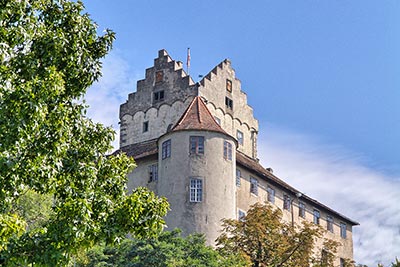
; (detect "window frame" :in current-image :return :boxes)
[223,140,232,160]
[225,96,233,110]
[283,195,291,211]
[189,178,203,203]
[340,222,347,238]
[250,177,258,196]
[148,164,158,182]
[237,130,244,145]
[327,215,334,233]
[162,139,171,159]
[236,169,241,187]
[267,186,275,203]
[298,201,306,218]
[154,90,165,102]
[190,136,204,155]
[313,209,320,225]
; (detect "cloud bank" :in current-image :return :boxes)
[85,53,400,266]
[258,124,400,266]
[85,50,140,149]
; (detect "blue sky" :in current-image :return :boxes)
[81,1,400,265]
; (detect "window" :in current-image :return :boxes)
[237,130,243,145]
[162,139,171,159]
[225,97,233,110]
[313,210,320,225]
[226,79,232,92]
[143,121,149,132]
[298,202,306,218]
[238,210,246,221]
[148,164,158,182]
[327,215,334,232]
[155,70,163,83]
[223,140,232,160]
[190,136,204,155]
[321,249,328,265]
[340,258,346,267]
[250,177,258,195]
[236,169,241,186]
[189,178,202,202]
[154,90,165,102]
[267,186,275,203]
[283,195,291,211]
[340,222,347,238]
[214,116,221,125]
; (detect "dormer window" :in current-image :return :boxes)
[154,90,165,102]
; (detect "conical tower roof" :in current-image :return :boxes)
[172,96,229,136]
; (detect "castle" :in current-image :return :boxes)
[116,49,358,264]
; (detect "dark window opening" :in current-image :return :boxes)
[143,121,149,132]
[225,97,233,110]
[154,90,165,102]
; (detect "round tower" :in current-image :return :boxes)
[157,96,237,245]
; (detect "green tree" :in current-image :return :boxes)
[77,229,248,267]
[0,0,169,265]
[216,203,342,267]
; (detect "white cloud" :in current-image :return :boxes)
[258,123,400,266]
[84,50,140,150]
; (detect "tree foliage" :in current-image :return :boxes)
[0,0,169,265]
[216,203,343,267]
[76,229,248,267]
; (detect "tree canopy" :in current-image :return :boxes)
[76,229,248,267]
[0,0,168,265]
[216,203,345,267]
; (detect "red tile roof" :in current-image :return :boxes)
[172,96,229,136]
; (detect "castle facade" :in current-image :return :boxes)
[117,50,358,264]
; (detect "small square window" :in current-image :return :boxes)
[226,79,232,92]
[250,177,258,195]
[190,178,202,202]
[156,70,163,83]
[340,222,347,238]
[283,195,291,211]
[327,216,334,233]
[236,169,241,187]
[298,202,306,218]
[313,210,320,225]
[223,140,232,160]
[267,186,275,203]
[162,139,171,159]
[225,97,233,110]
[190,136,204,155]
[148,164,158,182]
[237,130,243,145]
[154,90,165,102]
[143,121,149,132]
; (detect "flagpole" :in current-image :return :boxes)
[186,47,190,75]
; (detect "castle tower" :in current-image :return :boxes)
[157,96,237,243]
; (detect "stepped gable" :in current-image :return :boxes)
[172,96,229,136]
[199,59,231,87]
